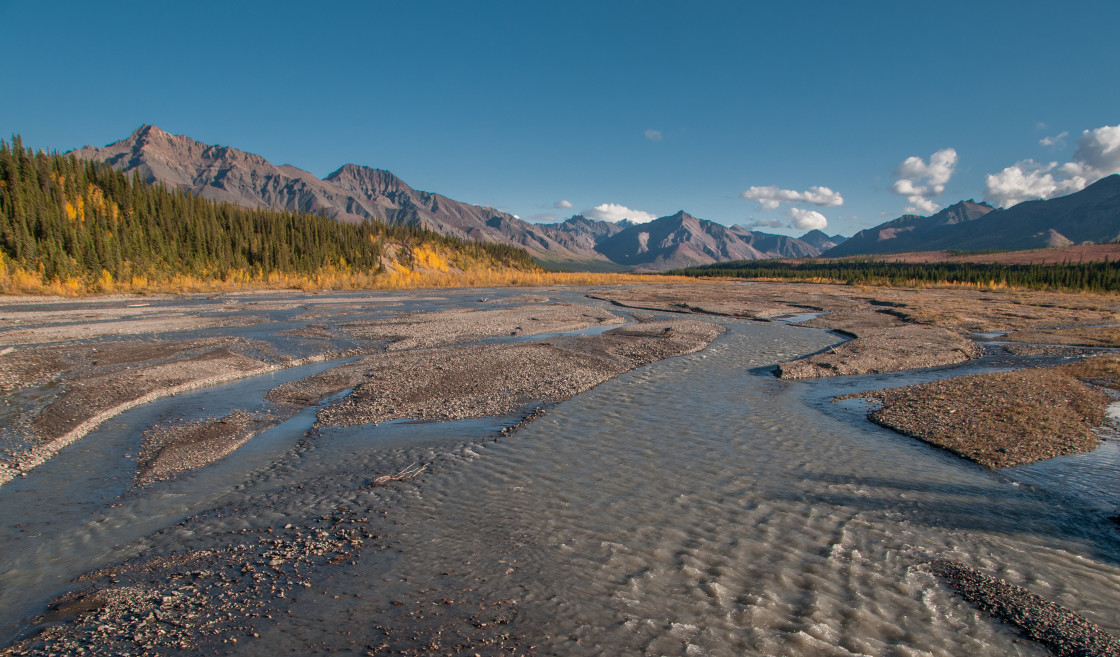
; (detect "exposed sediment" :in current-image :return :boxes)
[589,282,1120,380]
[339,302,623,350]
[134,410,289,488]
[271,318,725,427]
[4,285,1120,656]
[1,349,273,486]
[773,323,980,379]
[929,559,1120,657]
[0,338,341,486]
[0,508,386,657]
[837,364,1114,468]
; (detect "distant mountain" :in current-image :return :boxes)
[823,176,1120,257]
[727,226,822,259]
[593,211,760,270]
[72,125,831,270]
[919,175,1120,251]
[824,200,996,257]
[798,229,847,252]
[539,215,628,252]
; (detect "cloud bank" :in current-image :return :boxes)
[985,123,1120,207]
[644,129,663,141]
[740,185,843,210]
[583,202,657,224]
[890,148,957,215]
[554,199,573,209]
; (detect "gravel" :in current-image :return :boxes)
[929,559,1120,657]
[340,302,623,351]
[0,507,384,657]
[269,319,725,427]
[838,366,1112,468]
[134,410,290,488]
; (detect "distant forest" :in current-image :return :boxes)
[0,137,537,292]
[668,259,1120,292]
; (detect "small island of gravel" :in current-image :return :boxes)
[838,361,1116,468]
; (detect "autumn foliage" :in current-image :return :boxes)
[0,136,566,295]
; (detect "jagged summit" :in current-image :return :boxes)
[71,125,858,269]
[325,164,412,198]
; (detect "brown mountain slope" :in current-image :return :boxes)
[595,211,771,270]
[72,126,605,263]
[72,125,829,270]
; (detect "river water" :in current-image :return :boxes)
[1,289,1119,656]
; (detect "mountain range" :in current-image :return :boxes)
[823,175,1120,258]
[72,126,844,271]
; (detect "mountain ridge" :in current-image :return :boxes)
[823,179,1120,257]
[73,125,838,270]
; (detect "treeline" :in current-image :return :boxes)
[0,136,537,291]
[667,258,1120,292]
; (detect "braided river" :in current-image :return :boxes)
[2,289,1118,655]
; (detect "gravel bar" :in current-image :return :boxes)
[930,559,1120,657]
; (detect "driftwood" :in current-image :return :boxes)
[369,462,426,487]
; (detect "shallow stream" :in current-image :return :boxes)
[2,289,1118,655]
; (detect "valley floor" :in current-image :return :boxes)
[1,281,1119,655]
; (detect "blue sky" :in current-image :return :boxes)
[2,1,1118,236]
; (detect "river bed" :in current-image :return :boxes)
[1,288,1118,656]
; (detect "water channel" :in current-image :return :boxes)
[1,288,1118,655]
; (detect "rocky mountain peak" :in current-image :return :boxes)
[325,164,411,197]
[70,125,871,271]
[933,199,996,225]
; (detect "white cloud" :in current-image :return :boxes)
[887,147,958,214]
[985,122,1120,207]
[644,129,663,141]
[1073,123,1120,174]
[890,147,957,214]
[554,199,573,209]
[984,160,1087,208]
[740,185,844,210]
[787,207,828,231]
[583,202,658,224]
[1039,131,1068,148]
